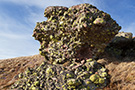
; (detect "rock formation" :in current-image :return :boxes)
[33,3,121,64]
[10,3,121,90]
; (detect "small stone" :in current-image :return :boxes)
[93,18,106,25]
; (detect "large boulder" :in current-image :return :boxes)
[33,3,121,64]
[108,32,132,48]
[105,32,135,58]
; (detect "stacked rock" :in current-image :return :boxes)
[11,3,121,90]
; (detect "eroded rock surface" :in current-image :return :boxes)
[33,3,121,64]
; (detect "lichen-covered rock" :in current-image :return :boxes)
[11,3,121,90]
[108,32,133,48]
[105,32,135,58]
[10,60,109,90]
[33,3,121,64]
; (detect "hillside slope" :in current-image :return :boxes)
[0,55,45,90]
[98,56,135,90]
[0,54,135,90]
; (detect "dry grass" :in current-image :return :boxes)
[106,62,135,90]
[0,54,135,90]
[0,54,45,90]
[98,56,135,90]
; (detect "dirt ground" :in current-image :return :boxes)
[0,54,135,90]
